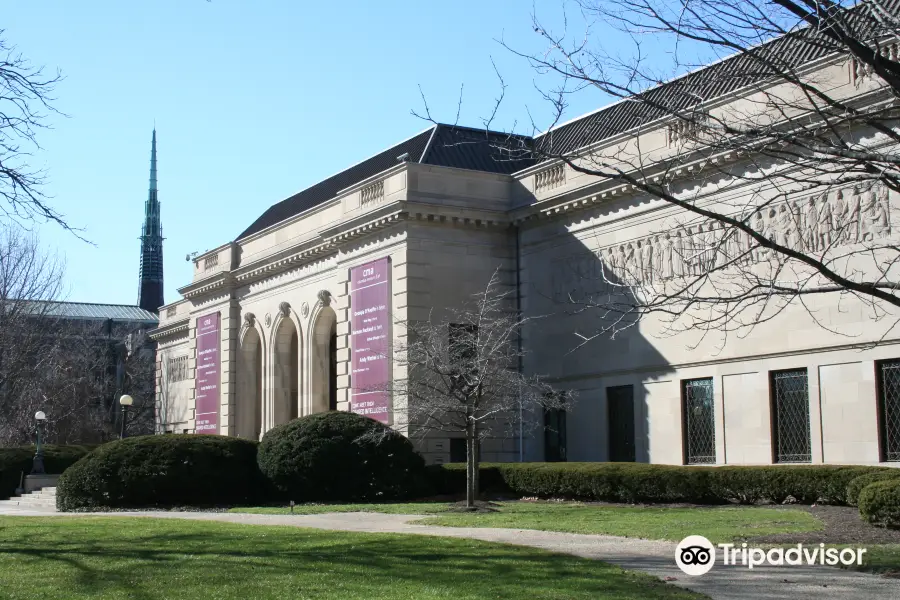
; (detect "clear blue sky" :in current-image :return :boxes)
[7,0,625,306]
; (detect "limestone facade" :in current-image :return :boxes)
[152,51,900,467]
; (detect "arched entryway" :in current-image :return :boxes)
[272,316,300,425]
[236,326,263,439]
[311,306,337,413]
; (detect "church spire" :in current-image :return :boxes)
[138,128,164,313]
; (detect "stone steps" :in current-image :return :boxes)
[0,487,58,512]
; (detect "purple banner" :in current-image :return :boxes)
[350,257,392,423]
[195,312,220,434]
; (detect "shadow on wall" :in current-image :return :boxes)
[521,197,677,464]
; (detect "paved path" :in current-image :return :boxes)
[1,506,899,599]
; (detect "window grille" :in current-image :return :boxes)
[771,369,811,463]
[878,360,900,462]
[167,355,188,383]
[683,378,716,464]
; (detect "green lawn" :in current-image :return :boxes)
[229,502,449,515]
[0,517,703,600]
[846,545,900,575]
[232,501,823,543]
[416,503,823,543]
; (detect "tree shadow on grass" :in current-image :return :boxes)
[0,518,694,599]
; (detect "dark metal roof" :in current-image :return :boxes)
[236,2,893,240]
[237,124,536,240]
[238,129,433,239]
[421,125,535,174]
[24,301,160,324]
[533,0,893,156]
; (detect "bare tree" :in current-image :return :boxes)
[0,224,156,445]
[0,223,65,444]
[0,31,73,232]
[371,270,572,508]
[118,330,158,437]
[419,0,900,349]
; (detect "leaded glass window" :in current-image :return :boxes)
[771,369,811,463]
[878,360,900,462]
[683,378,716,464]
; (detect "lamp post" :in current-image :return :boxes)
[31,411,46,474]
[119,395,133,439]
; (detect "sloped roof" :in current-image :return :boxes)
[237,124,535,240]
[533,31,832,156]
[24,301,159,324]
[533,0,894,156]
[236,1,891,240]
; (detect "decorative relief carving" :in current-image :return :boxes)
[300,302,309,318]
[166,306,177,318]
[243,312,255,327]
[204,254,219,270]
[278,301,291,317]
[264,313,272,327]
[360,180,385,206]
[317,290,332,307]
[666,114,709,146]
[850,42,899,86]
[551,183,894,302]
[535,163,566,193]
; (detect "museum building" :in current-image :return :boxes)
[151,30,900,466]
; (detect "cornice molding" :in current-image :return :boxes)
[325,211,405,244]
[149,318,190,341]
[234,241,335,285]
[178,272,232,299]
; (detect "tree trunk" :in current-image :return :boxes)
[465,407,479,509]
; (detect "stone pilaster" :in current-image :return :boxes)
[186,318,197,433]
[218,300,241,436]
[335,270,351,411]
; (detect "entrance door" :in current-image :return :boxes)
[607,385,636,462]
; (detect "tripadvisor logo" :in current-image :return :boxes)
[675,535,868,575]
[676,535,716,576]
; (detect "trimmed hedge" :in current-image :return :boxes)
[846,471,900,506]
[56,435,265,511]
[858,479,900,528]
[258,411,428,502]
[427,462,894,505]
[0,445,94,500]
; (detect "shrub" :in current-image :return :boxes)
[858,479,900,528]
[0,445,94,500]
[707,465,885,505]
[56,435,265,511]
[427,462,893,505]
[257,411,428,502]
[846,471,900,506]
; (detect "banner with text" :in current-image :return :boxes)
[350,257,392,423]
[195,312,221,434]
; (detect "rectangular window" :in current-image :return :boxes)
[607,385,636,462]
[770,369,811,463]
[682,378,716,464]
[167,355,188,383]
[544,407,567,462]
[449,438,467,463]
[877,360,900,462]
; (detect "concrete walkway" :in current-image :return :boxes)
[1,506,899,599]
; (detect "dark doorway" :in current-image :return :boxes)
[449,438,466,463]
[607,385,636,462]
[544,407,567,462]
[328,323,337,411]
